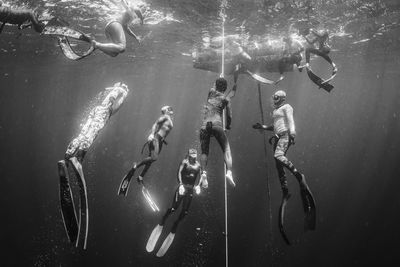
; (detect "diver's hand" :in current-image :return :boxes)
[179,184,185,195]
[147,133,155,142]
[194,185,201,195]
[225,124,231,130]
[200,171,208,189]
[289,133,296,145]
[252,122,264,129]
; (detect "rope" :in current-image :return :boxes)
[257,83,274,265]
[219,1,228,266]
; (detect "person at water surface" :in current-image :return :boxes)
[200,77,237,188]
[253,90,316,244]
[118,105,174,196]
[0,0,44,33]
[91,0,143,57]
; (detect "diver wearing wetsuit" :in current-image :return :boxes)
[58,82,129,249]
[146,149,205,256]
[118,105,174,196]
[200,77,236,187]
[253,90,316,245]
[160,149,204,233]
[0,1,44,33]
[92,0,143,57]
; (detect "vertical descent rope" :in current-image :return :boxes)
[219,1,228,266]
[257,83,274,264]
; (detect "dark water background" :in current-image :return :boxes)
[1,0,400,266]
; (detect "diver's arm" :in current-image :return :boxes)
[177,160,185,185]
[225,84,237,100]
[111,90,128,115]
[225,102,232,130]
[252,122,273,131]
[285,105,296,136]
[123,24,140,42]
[194,164,203,194]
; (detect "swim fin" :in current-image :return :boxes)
[142,185,160,212]
[300,186,316,231]
[118,166,136,196]
[278,193,291,245]
[246,70,277,85]
[156,232,175,257]
[70,157,89,250]
[57,36,95,61]
[58,160,79,244]
[146,224,163,252]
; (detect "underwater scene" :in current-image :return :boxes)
[1,0,400,266]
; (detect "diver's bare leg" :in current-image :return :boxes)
[70,157,89,250]
[58,160,79,244]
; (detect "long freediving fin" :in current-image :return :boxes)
[117,167,136,196]
[146,224,164,252]
[58,160,79,244]
[300,187,316,231]
[142,185,160,212]
[246,70,284,85]
[70,157,89,250]
[278,193,291,245]
[304,48,336,92]
[156,232,175,257]
[57,36,95,61]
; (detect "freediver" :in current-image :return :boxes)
[146,148,206,257]
[253,90,316,245]
[301,28,331,54]
[0,1,44,34]
[118,105,174,196]
[58,82,129,249]
[91,0,143,57]
[200,77,237,188]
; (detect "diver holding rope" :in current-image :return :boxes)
[253,90,316,245]
[199,77,237,188]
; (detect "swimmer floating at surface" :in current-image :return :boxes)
[253,90,316,245]
[0,0,44,33]
[200,77,237,188]
[58,82,129,249]
[118,105,174,196]
[91,0,143,57]
[146,149,206,257]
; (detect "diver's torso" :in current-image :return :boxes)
[181,160,201,186]
[273,103,292,134]
[203,89,227,127]
[158,115,173,139]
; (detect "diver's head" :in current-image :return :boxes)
[215,77,227,92]
[161,105,173,115]
[188,148,198,161]
[271,90,286,108]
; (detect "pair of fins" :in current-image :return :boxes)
[146,224,175,257]
[58,158,88,250]
[117,166,160,212]
[279,178,316,245]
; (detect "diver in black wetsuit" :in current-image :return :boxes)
[253,90,316,245]
[146,149,206,256]
[118,105,174,196]
[0,1,44,33]
[200,77,237,188]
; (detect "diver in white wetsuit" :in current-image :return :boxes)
[58,82,129,249]
[253,90,316,245]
